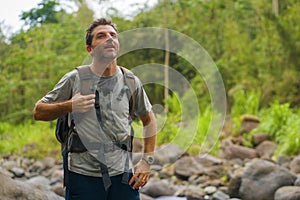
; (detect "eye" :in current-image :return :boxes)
[96,34,105,39]
[111,33,118,39]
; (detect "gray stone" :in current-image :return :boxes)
[274,186,300,200]
[140,193,154,200]
[255,140,276,159]
[294,176,300,186]
[240,114,260,134]
[174,156,204,180]
[277,155,291,168]
[252,133,270,146]
[140,179,176,198]
[227,175,241,198]
[0,172,63,200]
[204,186,217,195]
[155,144,186,165]
[212,190,230,200]
[27,175,51,190]
[239,159,297,200]
[10,167,25,177]
[290,155,300,174]
[221,144,257,160]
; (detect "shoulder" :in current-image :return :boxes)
[65,69,79,79]
[119,66,140,82]
[120,66,144,90]
[59,69,79,84]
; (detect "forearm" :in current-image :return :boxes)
[33,100,72,121]
[141,111,157,155]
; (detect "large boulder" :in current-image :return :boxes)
[274,186,300,200]
[239,159,297,200]
[0,172,63,200]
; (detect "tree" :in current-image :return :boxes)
[20,0,64,28]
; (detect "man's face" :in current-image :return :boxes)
[88,25,119,60]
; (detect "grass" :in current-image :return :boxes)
[1,99,299,159]
[0,121,61,159]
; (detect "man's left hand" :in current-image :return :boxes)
[129,159,150,189]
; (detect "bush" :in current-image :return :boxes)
[252,102,300,156]
[0,121,60,158]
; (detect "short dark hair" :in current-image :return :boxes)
[85,18,118,46]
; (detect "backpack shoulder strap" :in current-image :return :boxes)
[120,66,137,121]
[76,65,94,95]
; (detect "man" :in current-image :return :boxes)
[33,18,157,200]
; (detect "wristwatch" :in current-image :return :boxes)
[142,155,154,165]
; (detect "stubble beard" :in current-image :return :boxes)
[93,45,119,63]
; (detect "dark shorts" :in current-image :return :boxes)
[65,171,140,200]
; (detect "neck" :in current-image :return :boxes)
[90,60,117,77]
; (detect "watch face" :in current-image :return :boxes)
[146,156,154,164]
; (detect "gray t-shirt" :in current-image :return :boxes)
[41,66,152,177]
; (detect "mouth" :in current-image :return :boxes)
[104,45,115,49]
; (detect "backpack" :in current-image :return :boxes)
[55,65,137,186]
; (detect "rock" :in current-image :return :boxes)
[27,175,51,190]
[277,155,291,168]
[252,133,270,146]
[1,160,18,171]
[51,182,65,197]
[240,114,260,122]
[181,185,205,199]
[294,176,300,186]
[197,154,223,167]
[255,140,276,159]
[140,179,176,198]
[174,156,204,180]
[159,163,175,179]
[204,165,226,179]
[140,193,154,200]
[227,175,242,198]
[10,167,25,178]
[42,157,56,169]
[290,155,300,174]
[204,186,217,195]
[188,175,208,185]
[29,160,46,173]
[212,190,230,200]
[155,144,186,165]
[240,114,260,134]
[274,186,300,200]
[239,159,297,200]
[221,144,257,160]
[0,172,64,200]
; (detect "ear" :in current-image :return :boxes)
[86,45,92,55]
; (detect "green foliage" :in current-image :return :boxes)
[20,0,63,28]
[0,0,300,158]
[195,106,221,156]
[0,121,60,158]
[156,93,181,146]
[230,88,261,133]
[252,102,300,156]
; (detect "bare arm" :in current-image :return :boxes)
[140,111,157,156]
[33,100,72,121]
[33,93,96,121]
[129,110,157,189]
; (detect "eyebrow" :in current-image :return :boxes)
[94,30,117,36]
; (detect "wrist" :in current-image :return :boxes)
[141,154,154,165]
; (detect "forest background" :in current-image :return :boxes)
[0,0,300,159]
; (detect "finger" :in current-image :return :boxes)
[129,173,138,185]
[141,181,147,187]
[133,179,142,189]
[84,94,96,100]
